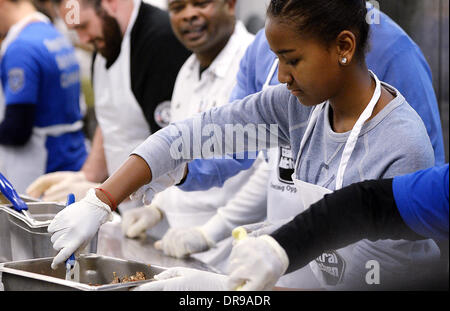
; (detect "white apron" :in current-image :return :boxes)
[92,0,150,180]
[262,59,321,288]
[0,12,83,193]
[291,71,382,287]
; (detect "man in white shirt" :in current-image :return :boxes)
[121,0,263,272]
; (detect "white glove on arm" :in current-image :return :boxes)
[154,227,215,258]
[132,267,228,291]
[228,235,289,291]
[26,171,99,203]
[121,204,163,238]
[48,188,113,269]
[130,164,187,205]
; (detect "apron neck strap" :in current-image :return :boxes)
[262,58,279,91]
[294,70,382,190]
[0,12,50,57]
[335,70,382,189]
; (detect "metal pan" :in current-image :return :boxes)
[0,202,97,262]
[0,254,166,291]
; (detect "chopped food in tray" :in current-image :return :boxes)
[89,271,148,286]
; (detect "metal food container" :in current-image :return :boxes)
[0,254,166,291]
[0,199,98,262]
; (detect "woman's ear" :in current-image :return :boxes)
[335,30,357,66]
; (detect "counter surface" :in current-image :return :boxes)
[96,219,220,273]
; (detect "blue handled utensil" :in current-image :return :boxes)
[64,193,76,281]
[0,172,34,222]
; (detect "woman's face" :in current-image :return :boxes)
[266,18,344,107]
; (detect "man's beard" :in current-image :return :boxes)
[97,9,123,67]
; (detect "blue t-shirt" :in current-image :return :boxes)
[181,10,445,192]
[0,21,87,173]
[393,165,449,241]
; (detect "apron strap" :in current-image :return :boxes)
[335,71,382,189]
[0,12,50,57]
[33,120,84,137]
[262,58,279,91]
[293,71,383,190]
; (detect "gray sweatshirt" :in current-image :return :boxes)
[134,82,440,289]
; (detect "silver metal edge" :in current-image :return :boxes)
[0,254,167,291]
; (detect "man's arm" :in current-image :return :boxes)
[81,126,109,183]
[178,157,256,191]
[0,104,35,145]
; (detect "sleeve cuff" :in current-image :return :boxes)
[260,235,290,275]
[177,162,196,191]
[200,213,232,243]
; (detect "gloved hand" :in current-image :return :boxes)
[130,164,187,205]
[121,204,163,238]
[48,188,113,269]
[228,235,289,291]
[241,217,294,238]
[26,171,99,203]
[132,267,228,291]
[154,227,214,258]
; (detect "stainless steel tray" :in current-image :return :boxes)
[0,254,166,291]
[0,201,64,228]
[0,202,98,262]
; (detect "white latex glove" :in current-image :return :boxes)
[154,227,214,258]
[132,267,228,291]
[48,188,113,269]
[26,171,99,203]
[228,235,289,291]
[121,204,163,238]
[241,217,294,238]
[130,164,187,205]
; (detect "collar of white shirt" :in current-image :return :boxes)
[185,21,251,80]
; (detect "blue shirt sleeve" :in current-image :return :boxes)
[178,157,256,191]
[393,165,449,241]
[1,40,40,106]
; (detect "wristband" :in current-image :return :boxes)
[95,188,118,212]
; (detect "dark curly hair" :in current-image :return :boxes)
[267,0,370,60]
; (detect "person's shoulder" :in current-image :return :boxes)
[247,28,270,54]
[372,90,433,155]
[369,11,422,59]
[5,22,66,57]
[2,38,39,63]
[133,2,172,38]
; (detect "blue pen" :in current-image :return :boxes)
[64,194,76,281]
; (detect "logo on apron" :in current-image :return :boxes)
[8,68,25,93]
[315,250,346,286]
[154,100,171,128]
[277,145,295,184]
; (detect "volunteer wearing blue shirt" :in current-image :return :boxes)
[0,0,87,192]
[181,8,445,192]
